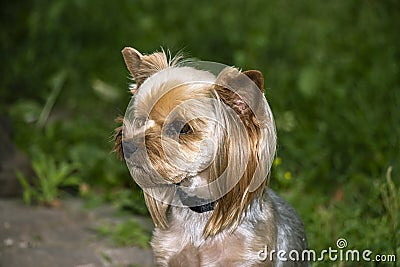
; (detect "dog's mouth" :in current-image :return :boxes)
[175,173,216,213]
[126,158,191,188]
[127,162,215,212]
[176,185,215,213]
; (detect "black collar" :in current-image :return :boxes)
[176,187,215,213]
[189,201,215,213]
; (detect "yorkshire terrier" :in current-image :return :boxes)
[113,47,308,266]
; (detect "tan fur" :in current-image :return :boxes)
[112,116,124,159]
[203,79,266,237]
[151,199,277,266]
[114,47,281,266]
[122,47,181,91]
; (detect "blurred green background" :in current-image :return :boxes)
[1,0,399,265]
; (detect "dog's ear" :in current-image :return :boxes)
[112,117,124,160]
[204,67,276,237]
[214,67,268,125]
[122,47,170,91]
[243,70,264,92]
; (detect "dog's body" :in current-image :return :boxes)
[114,47,308,266]
[152,189,307,266]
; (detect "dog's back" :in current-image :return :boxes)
[268,189,309,266]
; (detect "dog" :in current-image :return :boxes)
[113,47,308,266]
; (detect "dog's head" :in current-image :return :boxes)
[114,47,276,237]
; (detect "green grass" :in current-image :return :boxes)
[17,150,80,206]
[1,1,399,263]
[95,220,151,249]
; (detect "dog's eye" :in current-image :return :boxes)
[168,121,193,136]
[179,123,192,135]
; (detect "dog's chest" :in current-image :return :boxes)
[151,219,265,267]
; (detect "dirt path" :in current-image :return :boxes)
[0,198,155,267]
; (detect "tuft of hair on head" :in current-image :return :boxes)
[121,47,182,93]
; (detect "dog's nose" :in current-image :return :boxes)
[122,141,138,158]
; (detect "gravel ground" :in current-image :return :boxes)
[0,198,155,267]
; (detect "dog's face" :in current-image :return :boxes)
[123,71,217,186]
[114,47,276,236]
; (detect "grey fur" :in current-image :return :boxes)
[268,189,309,266]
